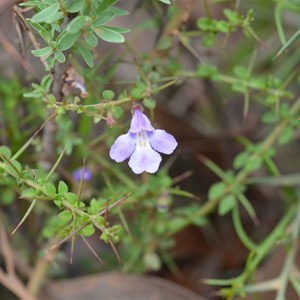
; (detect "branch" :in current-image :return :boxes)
[0,268,36,300]
[0,223,36,300]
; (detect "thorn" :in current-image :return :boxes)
[81,236,103,264]
[12,199,37,235]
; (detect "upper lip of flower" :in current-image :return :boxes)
[129,107,154,134]
[109,107,178,174]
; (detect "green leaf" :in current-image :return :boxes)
[67,16,90,34]
[93,11,116,26]
[80,224,95,237]
[1,189,15,205]
[112,106,124,119]
[196,64,219,80]
[85,31,98,48]
[156,35,172,51]
[158,0,171,4]
[88,199,101,215]
[0,146,12,158]
[6,160,22,175]
[66,0,84,13]
[192,217,208,227]
[202,34,216,47]
[105,26,129,34]
[23,90,42,98]
[234,66,248,78]
[223,9,240,25]
[42,226,56,238]
[197,17,217,31]
[20,1,46,7]
[45,12,64,24]
[143,251,161,271]
[278,126,293,145]
[108,7,129,16]
[41,74,53,92]
[27,19,51,42]
[218,195,236,215]
[58,181,68,194]
[131,83,147,98]
[166,217,188,234]
[21,188,35,198]
[54,50,66,63]
[208,182,226,200]
[232,81,247,93]
[143,98,156,110]
[58,210,72,223]
[233,152,249,169]
[245,156,262,172]
[64,193,77,204]
[57,31,80,51]
[100,232,108,243]
[262,111,276,124]
[96,0,118,14]
[77,43,94,67]
[54,194,63,208]
[32,3,59,23]
[31,47,52,58]
[92,26,125,43]
[216,20,230,33]
[44,183,56,197]
[102,89,115,100]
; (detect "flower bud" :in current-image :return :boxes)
[106,111,116,127]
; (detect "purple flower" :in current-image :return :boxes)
[73,167,92,182]
[109,106,178,174]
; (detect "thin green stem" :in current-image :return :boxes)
[244,278,280,293]
[232,205,257,250]
[12,113,56,161]
[45,145,67,182]
[55,78,181,115]
[11,200,37,235]
[232,97,300,187]
[275,199,300,300]
[219,205,295,297]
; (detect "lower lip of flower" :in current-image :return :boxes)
[137,130,149,148]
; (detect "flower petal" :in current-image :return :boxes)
[73,168,92,182]
[149,129,178,154]
[129,107,154,133]
[109,133,136,162]
[128,145,162,174]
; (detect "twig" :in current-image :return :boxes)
[12,112,56,160]
[51,192,130,250]
[0,223,36,300]
[40,62,67,170]
[27,241,57,297]
[0,31,38,77]
[0,223,15,275]
[40,13,70,170]
[13,4,48,70]
[0,268,36,300]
